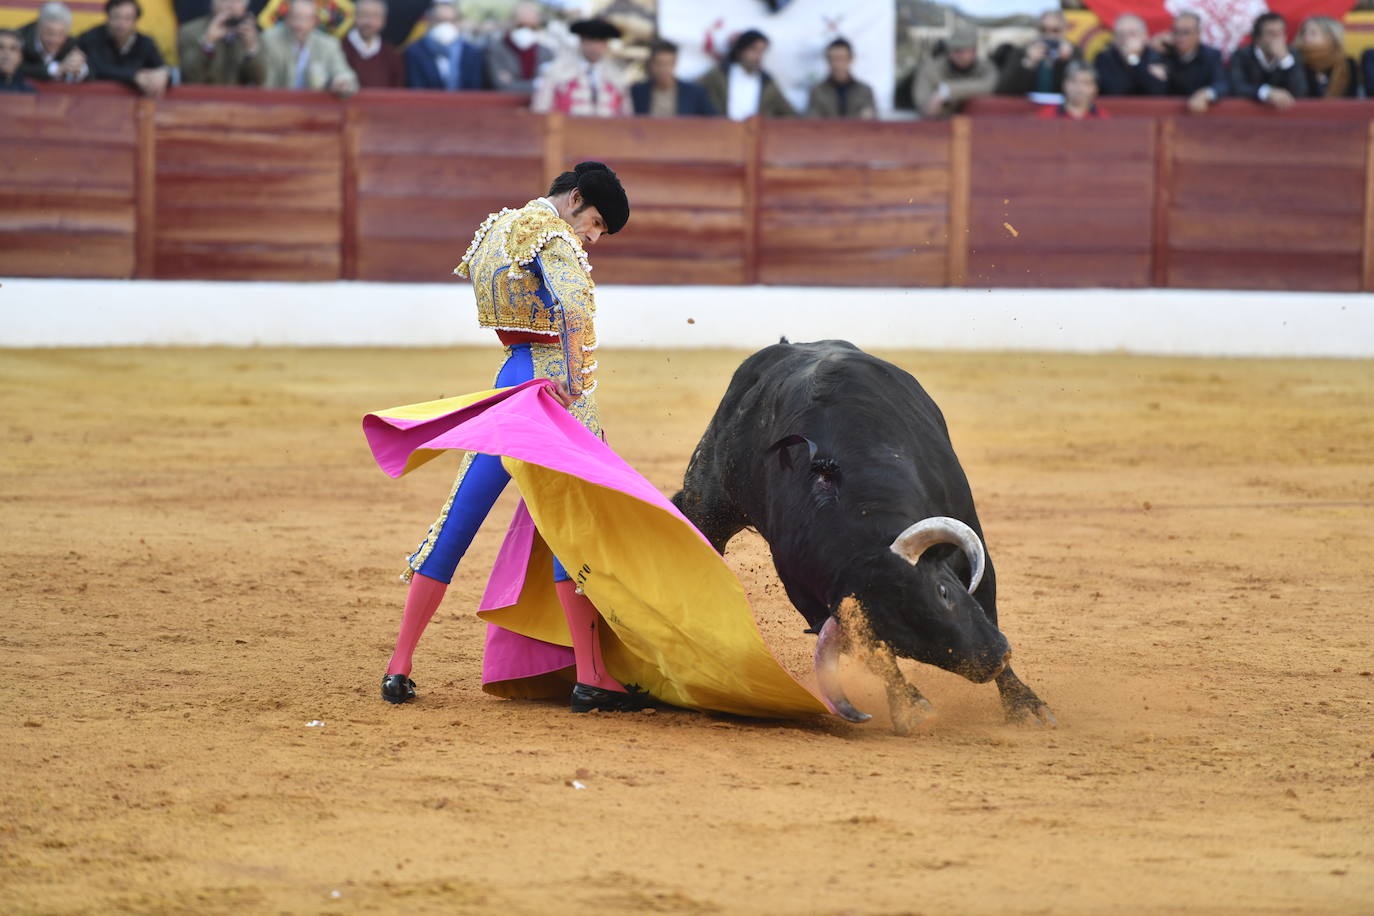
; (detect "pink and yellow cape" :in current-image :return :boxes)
[363,379,830,720]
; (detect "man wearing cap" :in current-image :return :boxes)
[912,24,997,118]
[530,17,629,116]
[380,162,646,714]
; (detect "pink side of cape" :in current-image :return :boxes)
[363,380,709,689]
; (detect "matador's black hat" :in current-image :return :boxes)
[573,161,630,234]
[570,18,621,40]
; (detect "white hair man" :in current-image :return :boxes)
[1093,13,1168,95]
[18,1,88,83]
[259,0,358,95]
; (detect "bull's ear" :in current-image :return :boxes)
[765,435,817,470]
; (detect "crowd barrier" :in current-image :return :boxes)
[3,84,1373,291]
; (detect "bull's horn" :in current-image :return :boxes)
[889,516,986,595]
[814,616,871,723]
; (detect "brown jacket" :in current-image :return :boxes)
[911,55,997,117]
[699,63,795,118]
[805,77,877,118]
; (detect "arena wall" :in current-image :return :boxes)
[4,279,1371,357]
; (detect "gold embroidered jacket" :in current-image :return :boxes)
[455,199,598,396]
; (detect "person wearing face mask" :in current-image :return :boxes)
[376,162,649,715]
[342,0,402,88]
[485,1,551,94]
[530,17,630,116]
[404,0,483,91]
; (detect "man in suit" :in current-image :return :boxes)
[78,0,170,97]
[1229,12,1307,108]
[18,1,88,83]
[260,0,357,94]
[404,0,483,91]
[1093,13,1168,96]
[1154,11,1229,112]
[630,39,714,116]
[178,0,264,86]
[485,1,551,94]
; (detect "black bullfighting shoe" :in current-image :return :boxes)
[570,682,657,713]
[381,674,417,704]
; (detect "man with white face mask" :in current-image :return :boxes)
[404,0,483,90]
[485,1,550,93]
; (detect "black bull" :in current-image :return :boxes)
[671,340,1054,731]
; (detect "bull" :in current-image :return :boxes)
[672,340,1054,732]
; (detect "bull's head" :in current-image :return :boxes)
[814,516,1011,723]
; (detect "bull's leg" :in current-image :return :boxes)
[994,666,1056,726]
[865,648,934,736]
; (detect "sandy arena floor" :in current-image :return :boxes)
[2,346,1372,915]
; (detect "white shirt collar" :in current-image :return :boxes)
[534,197,559,216]
[347,29,381,59]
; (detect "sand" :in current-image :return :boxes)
[2,346,1371,915]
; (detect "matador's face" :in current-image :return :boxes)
[563,190,608,246]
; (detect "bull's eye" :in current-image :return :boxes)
[938,584,948,600]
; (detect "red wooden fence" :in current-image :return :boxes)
[2,85,1373,291]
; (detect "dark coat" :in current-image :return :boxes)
[1162,44,1228,97]
[630,77,716,116]
[18,20,84,82]
[77,24,164,89]
[1228,46,1308,101]
[1093,44,1167,95]
[0,69,35,92]
[995,42,1081,95]
[1363,50,1374,100]
[698,63,795,117]
[403,36,483,90]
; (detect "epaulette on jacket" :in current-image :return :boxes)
[454,201,591,280]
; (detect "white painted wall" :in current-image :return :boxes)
[2,279,1371,358]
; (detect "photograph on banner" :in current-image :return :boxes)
[658,0,897,116]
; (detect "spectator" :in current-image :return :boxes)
[630,39,714,116]
[485,1,551,94]
[1,28,36,91]
[1363,50,1374,98]
[178,0,264,86]
[260,0,358,95]
[77,0,169,97]
[1296,17,1357,98]
[806,37,876,118]
[342,0,402,88]
[699,29,795,119]
[1229,12,1307,108]
[19,2,88,83]
[404,1,482,91]
[530,17,630,116]
[996,9,1079,95]
[1094,13,1167,95]
[1038,61,1108,118]
[911,24,997,119]
[1153,11,1228,112]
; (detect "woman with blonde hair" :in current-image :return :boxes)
[1296,16,1358,97]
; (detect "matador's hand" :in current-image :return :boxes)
[550,382,577,408]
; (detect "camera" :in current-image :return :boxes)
[1042,38,1060,56]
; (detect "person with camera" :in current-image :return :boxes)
[996,8,1081,96]
[178,0,264,86]
[1229,12,1307,109]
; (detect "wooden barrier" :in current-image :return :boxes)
[2,86,1373,292]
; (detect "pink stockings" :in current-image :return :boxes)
[387,573,625,694]
[555,580,626,693]
[386,573,447,677]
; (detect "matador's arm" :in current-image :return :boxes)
[536,236,598,397]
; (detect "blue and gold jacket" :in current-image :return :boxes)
[455,198,598,396]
